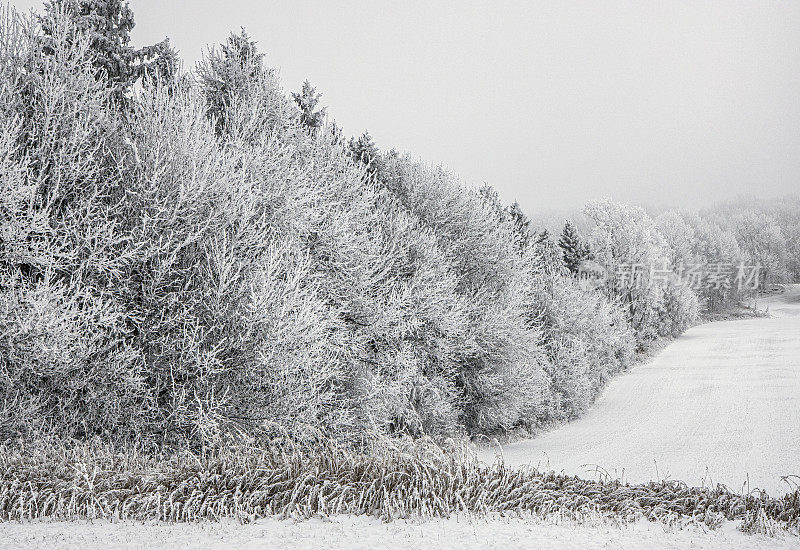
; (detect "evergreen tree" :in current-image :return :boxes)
[535,229,551,246]
[41,0,177,100]
[198,28,265,134]
[535,229,565,272]
[292,80,326,134]
[477,184,502,209]
[139,38,180,88]
[476,188,531,253]
[348,130,382,179]
[559,221,589,274]
[505,201,531,251]
[327,120,345,146]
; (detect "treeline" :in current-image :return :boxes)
[0,3,794,449]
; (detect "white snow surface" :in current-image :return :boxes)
[479,284,800,496]
[1,516,798,550]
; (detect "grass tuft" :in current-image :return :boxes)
[0,439,798,535]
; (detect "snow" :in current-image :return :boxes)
[479,285,800,496]
[1,515,798,550]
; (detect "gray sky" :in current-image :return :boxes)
[12,1,800,214]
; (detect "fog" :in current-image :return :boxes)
[12,0,800,213]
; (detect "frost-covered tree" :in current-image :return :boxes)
[506,202,531,251]
[383,158,551,433]
[292,80,326,134]
[348,131,383,179]
[655,210,696,268]
[703,197,797,286]
[3,3,752,448]
[558,220,589,274]
[197,28,265,134]
[773,197,800,282]
[0,8,147,439]
[524,251,634,418]
[673,212,742,312]
[584,199,698,343]
[712,207,789,288]
[533,229,565,274]
[41,0,177,100]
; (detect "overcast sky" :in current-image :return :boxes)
[12,1,800,214]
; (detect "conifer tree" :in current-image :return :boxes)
[323,120,345,146]
[535,229,565,272]
[41,0,177,100]
[292,80,326,134]
[505,201,531,251]
[139,38,180,88]
[559,221,589,274]
[198,28,265,134]
[535,229,551,246]
[348,130,382,179]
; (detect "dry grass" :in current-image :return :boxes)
[0,439,798,535]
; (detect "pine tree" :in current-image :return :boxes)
[139,38,180,89]
[535,229,551,246]
[41,0,177,100]
[477,184,501,209]
[292,80,326,134]
[559,221,589,274]
[348,131,382,179]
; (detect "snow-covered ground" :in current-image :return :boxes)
[479,285,800,495]
[1,515,798,550]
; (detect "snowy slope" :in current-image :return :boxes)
[479,285,800,495]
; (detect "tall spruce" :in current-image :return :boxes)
[198,28,265,135]
[505,202,531,251]
[41,0,177,101]
[535,229,565,273]
[559,221,589,274]
[292,80,326,134]
[348,131,382,179]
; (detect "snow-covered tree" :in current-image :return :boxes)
[292,80,326,134]
[41,0,177,100]
[678,212,743,311]
[348,131,383,179]
[584,199,698,343]
[533,229,565,274]
[558,221,589,274]
[197,28,265,134]
[655,210,696,268]
[383,157,551,433]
